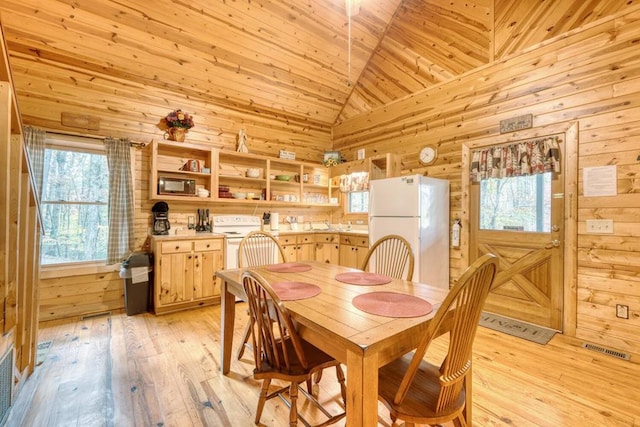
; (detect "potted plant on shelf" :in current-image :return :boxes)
[160,109,195,142]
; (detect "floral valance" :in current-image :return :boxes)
[339,172,369,192]
[470,136,561,183]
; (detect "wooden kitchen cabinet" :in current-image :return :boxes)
[152,237,224,314]
[149,140,337,207]
[149,140,215,202]
[279,233,315,262]
[314,233,340,264]
[339,234,369,269]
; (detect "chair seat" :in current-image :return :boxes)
[378,354,466,423]
[254,338,338,379]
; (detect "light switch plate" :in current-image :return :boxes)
[586,219,614,234]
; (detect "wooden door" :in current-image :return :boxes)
[470,158,564,331]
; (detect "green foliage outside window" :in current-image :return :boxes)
[479,173,551,233]
[348,191,369,213]
[40,148,109,265]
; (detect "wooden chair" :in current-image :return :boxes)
[377,253,499,427]
[242,270,347,426]
[361,234,415,280]
[237,230,288,360]
[238,230,287,268]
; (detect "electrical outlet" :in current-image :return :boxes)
[586,219,614,234]
[616,304,629,319]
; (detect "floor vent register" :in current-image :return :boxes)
[581,342,630,361]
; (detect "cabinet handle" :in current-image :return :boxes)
[188,255,193,259]
[206,244,210,248]
[175,246,180,250]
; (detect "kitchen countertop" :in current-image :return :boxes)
[150,232,226,240]
[273,228,368,235]
[150,229,368,239]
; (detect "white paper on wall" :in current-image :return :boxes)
[583,165,617,197]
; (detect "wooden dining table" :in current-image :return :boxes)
[217,261,451,427]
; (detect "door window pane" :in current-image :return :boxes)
[479,173,551,232]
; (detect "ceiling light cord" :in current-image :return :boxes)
[346,0,360,87]
[347,5,352,87]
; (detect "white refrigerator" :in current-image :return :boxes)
[368,174,450,288]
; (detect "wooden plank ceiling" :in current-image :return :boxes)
[0,0,634,135]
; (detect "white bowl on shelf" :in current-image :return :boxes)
[246,168,261,178]
[197,189,210,198]
[233,192,247,199]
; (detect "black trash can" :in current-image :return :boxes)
[120,252,154,315]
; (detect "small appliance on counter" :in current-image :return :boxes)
[152,201,170,235]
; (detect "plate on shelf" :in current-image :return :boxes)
[275,175,291,181]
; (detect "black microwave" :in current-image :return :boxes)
[158,177,196,195]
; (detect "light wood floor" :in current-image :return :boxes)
[7,303,639,427]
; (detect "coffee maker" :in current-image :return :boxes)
[152,201,170,235]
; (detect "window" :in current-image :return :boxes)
[347,191,369,214]
[479,173,551,232]
[40,143,109,265]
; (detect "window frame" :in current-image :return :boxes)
[39,135,110,268]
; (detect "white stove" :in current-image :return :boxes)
[212,215,261,269]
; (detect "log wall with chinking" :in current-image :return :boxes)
[333,7,640,354]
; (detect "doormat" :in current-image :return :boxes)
[479,312,556,345]
[36,340,53,366]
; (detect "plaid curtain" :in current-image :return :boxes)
[470,136,561,183]
[23,126,46,198]
[104,137,135,265]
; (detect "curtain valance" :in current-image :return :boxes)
[470,136,560,183]
[339,172,369,192]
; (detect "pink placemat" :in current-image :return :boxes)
[352,291,433,318]
[264,262,313,273]
[271,281,321,301]
[335,272,392,286]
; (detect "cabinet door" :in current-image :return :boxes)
[296,234,314,261]
[315,243,339,264]
[339,245,360,268]
[282,243,297,262]
[193,239,224,298]
[297,243,314,261]
[194,250,223,298]
[356,245,368,269]
[158,252,194,306]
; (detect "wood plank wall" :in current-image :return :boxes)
[25,0,640,362]
[333,7,640,354]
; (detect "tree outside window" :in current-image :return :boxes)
[479,173,551,233]
[347,191,369,214]
[40,146,109,264]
